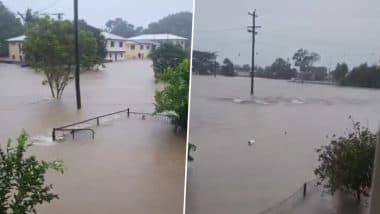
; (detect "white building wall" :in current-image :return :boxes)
[105,39,127,61]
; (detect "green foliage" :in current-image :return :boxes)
[292,48,320,72]
[144,12,192,42]
[0,131,63,213]
[155,60,189,130]
[188,143,197,162]
[0,1,23,57]
[79,20,107,68]
[105,18,142,38]
[332,63,349,83]
[23,16,98,99]
[192,50,217,75]
[220,58,235,76]
[314,118,376,201]
[341,63,380,88]
[256,58,297,79]
[149,43,188,77]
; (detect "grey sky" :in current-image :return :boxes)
[3,0,192,28]
[193,0,380,68]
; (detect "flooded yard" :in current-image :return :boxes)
[0,60,186,214]
[187,75,380,214]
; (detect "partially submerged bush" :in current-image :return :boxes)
[314,117,376,201]
[0,131,63,213]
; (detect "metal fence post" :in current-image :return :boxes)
[303,183,307,198]
[96,117,99,126]
[127,108,130,117]
[52,128,56,141]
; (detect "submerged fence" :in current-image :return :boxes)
[52,108,174,141]
[258,179,320,214]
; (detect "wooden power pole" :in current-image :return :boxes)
[74,0,82,109]
[248,10,261,96]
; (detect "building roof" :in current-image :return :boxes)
[101,32,128,41]
[6,35,26,42]
[127,34,187,41]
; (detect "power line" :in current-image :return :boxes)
[195,27,246,33]
[36,0,61,13]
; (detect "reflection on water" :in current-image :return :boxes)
[0,60,185,214]
[187,76,380,214]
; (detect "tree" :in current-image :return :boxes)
[149,43,188,77]
[341,63,380,88]
[23,17,98,99]
[314,118,376,201]
[292,48,320,72]
[0,131,63,213]
[332,63,349,83]
[269,58,297,79]
[79,20,107,68]
[242,64,251,72]
[105,18,142,38]
[0,1,23,57]
[192,50,217,75]
[17,8,37,26]
[155,59,189,130]
[220,58,235,76]
[144,12,192,40]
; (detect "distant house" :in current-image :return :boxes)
[101,32,130,61]
[127,34,187,49]
[6,35,26,62]
[6,32,187,63]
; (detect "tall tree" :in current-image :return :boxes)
[0,1,23,57]
[23,17,98,99]
[79,20,107,68]
[192,50,217,75]
[269,58,297,79]
[332,63,349,83]
[292,48,320,72]
[221,58,235,76]
[105,18,141,38]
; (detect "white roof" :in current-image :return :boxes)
[7,35,26,42]
[101,32,128,41]
[127,34,187,41]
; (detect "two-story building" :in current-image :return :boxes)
[101,32,129,61]
[6,35,26,62]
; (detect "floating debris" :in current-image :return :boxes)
[248,139,255,146]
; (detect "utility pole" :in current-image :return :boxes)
[74,0,82,109]
[248,10,261,96]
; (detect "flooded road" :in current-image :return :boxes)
[0,60,185,214]
[187,75,380,214]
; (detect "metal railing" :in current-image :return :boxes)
[258,179,320,214]
[52,108,174,141]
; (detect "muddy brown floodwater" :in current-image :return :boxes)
[0,60,185,214]
[186,75,380,214]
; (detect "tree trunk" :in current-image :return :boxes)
[48,80,55,98]
[356,191,361,201]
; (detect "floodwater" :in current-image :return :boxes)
[0,60,186,214]
[187,75,380,214]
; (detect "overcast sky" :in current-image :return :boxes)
[3,0,192,28]
[194,0,380,68]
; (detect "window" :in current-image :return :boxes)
[110,41,114,47]
[109,53,113,58]
[12,55,15,60]
[146,45,150,50]
[131,44,135,50]
[119,41,123,47]
[140,45,143,50]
